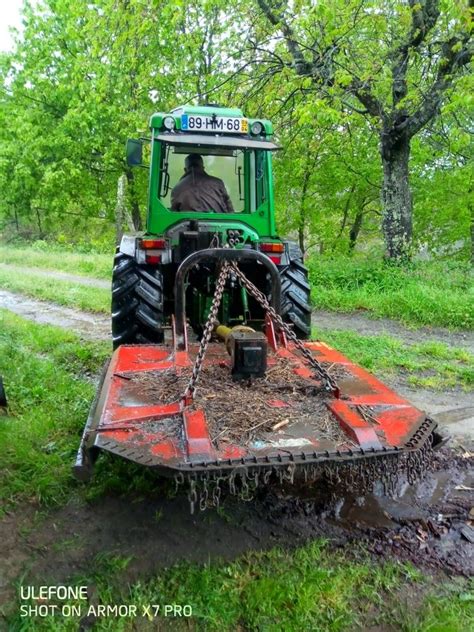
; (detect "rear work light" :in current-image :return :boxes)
[141,238,167,249]
[260,242,284,253]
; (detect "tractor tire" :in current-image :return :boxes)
[280,243,312,339]
[111,252,165,349]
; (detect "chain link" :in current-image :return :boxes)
[182,260,231,403]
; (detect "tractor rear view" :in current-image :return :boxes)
[74,105,440,510]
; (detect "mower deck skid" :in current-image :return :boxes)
[74,338,436,482]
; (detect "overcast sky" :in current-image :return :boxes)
[0,0,25,52]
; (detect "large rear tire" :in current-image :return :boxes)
[280,243,312,339]
[111,252,165,349]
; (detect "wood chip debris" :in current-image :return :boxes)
[127,356,351,447]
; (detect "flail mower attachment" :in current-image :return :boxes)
[74,249,439,511]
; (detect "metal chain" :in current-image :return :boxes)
[182,260,231,402]
[229,261,339,396]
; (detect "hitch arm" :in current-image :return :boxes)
[174,248,281,350]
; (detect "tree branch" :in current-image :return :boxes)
[257,0,312,75]
[407,32,473,138]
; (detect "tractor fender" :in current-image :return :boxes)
[118,233,143,258]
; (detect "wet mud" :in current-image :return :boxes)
[0,289,110,341]
[1,447,472,612]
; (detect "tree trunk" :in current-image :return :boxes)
[349,210,363,251]
[380,135,412,260]
[125,169,143,231]
[115,174,127,245]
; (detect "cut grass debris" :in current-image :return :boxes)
[0,266,110,313]
[308,255,474,330]
[5,545,473,631]
[0,244,112,279]
[314,327,474,391]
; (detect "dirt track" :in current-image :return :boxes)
[312,309,474,354]
[0,289,110,340]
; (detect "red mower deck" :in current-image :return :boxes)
[74,338,436,482]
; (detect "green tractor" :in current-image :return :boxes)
[112,104,311,347]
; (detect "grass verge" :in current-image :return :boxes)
[0,244,112,279]
[0,310,110,509]
[0,267,110,313]
[308,255,474,329]
[5,546,473,631]
[314,327,473,390]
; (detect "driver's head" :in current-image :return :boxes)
[184,153,204,173]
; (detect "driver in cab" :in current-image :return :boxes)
[171,154,234,214]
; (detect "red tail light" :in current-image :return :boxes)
[260,242,284,253]
[141,238,167,249]
[145,254,162,264]
[268,255,281,264]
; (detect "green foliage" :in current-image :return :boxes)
[308,255,474,328]
[0,1,471,258]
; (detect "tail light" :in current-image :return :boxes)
[145,254,162,264]
[141,238,167,249]
[138,236,169,265]
[260,242,284,253]
[268,255,281,264]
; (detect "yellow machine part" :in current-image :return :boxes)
[215,324,256,354]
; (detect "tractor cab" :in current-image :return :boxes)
[127,105,281,240]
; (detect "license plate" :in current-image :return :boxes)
[181,114,248,134]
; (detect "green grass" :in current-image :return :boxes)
[0,310,110,508]
[5,545,473,631]
[314,327,474,390]
[0,244,112,279]
[0,267,110,313]
[308,255,474,329]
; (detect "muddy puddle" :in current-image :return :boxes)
[1,447,472,611]
[0,289,110,340]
